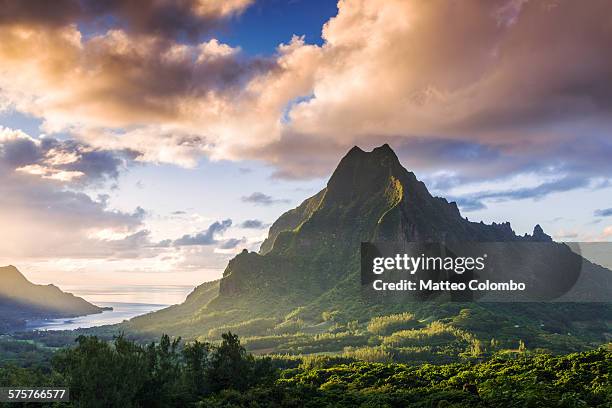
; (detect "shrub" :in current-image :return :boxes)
[207,318,278,338]
[367,312,420,336]
[343,346,393,363]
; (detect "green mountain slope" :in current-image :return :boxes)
[0,265,104,332]
[125,279,220,335]
[127,145,612,358]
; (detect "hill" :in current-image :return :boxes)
[0,265,105,332]
[126,145,612,359]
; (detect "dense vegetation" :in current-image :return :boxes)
[11,302,612,367]
[136,303,610,362]
[0,336,54,368]
[1,333,610,407]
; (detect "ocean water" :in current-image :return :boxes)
[59,284,195,305]
[24,284,195,331]
[25,302,169,331]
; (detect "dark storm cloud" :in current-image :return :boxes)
[173,219,232,246]
[241,192,290,206]
[0,0,253,40]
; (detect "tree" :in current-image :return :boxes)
[53,334,148,408]
[138,334,184,407]
[182,340,211,397]
[206,332,252,392]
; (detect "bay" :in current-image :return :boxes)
[23,284,195,331]
[25,302,168,331]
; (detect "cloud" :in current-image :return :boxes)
[449,176,599,212]
[595,208,612,217]
[0,179,147,258]
[554,230,579,239]
[0,0,611,201]
[450,196,487,212]
[284,0,612,137]
[0,126,133,184]
[217,237,246,250]
[0,0,253,40]
[241,192,290,206]
[601,226,612,239]
[245,0,612,190]
[239,219,267,229]
[173,219,232,246]
[476,177,590,202]
[0,26,276,161]
[0,127,147,259]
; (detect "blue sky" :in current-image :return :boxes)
[0,0,611,299]
[216,0,338,54]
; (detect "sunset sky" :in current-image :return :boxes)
[1,0,611,296]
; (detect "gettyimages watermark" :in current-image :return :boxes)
[361,242,612,302]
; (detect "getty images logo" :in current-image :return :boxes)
[372,253,488,275]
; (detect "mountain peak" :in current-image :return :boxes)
[0,265,27,283]
[372,143,396,156]
[343,144,399,162]
[532,224,552,242]
[326,144,407,203]
[335,144,404,175]
[346,145,365,155]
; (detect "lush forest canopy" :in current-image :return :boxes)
[1,333,610,407]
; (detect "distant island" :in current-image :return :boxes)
[0,265,107,332]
